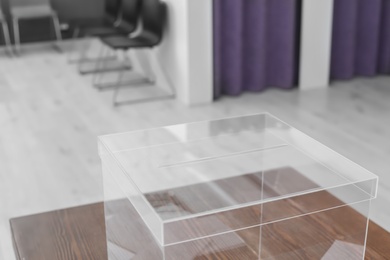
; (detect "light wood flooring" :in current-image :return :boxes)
[0,43,390,260]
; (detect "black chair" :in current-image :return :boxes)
[101,0,165,50]
[10,0,62,54]
[95,0,174,106]
[68,0,123,64]
[71,0,140,74]
[75,0,124,38]
[77,0,140,39]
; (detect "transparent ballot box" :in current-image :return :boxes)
[98,114,378,259]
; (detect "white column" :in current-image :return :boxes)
[156,0,213,105]
[299,0,334,89]
[186,0,213,105]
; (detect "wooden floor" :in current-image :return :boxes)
[0,43,390,259]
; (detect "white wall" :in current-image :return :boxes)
[152,0,336,102]
[187,0,213,105]
[299,0,334,89]
[156,0,213,105]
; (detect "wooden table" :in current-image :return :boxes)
[10,203,107,260]
[10,201,390,260]
[8,166,388,260]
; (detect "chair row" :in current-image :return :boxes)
[73,0,174,106]
[0,0,61,54]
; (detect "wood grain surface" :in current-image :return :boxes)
[10,200,390,259]
[10,203,107,260]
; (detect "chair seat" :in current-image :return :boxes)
[82,26,127,37]
[117,21,136,35]
[80,19,136,37]
[101,31,160,49]
[11,5,57,19]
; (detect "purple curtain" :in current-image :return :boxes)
[379,1,390,74]
[213,0,300,97]
[331,0,390,80]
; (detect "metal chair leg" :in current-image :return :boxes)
[147,47,175,96]
[93,49,130,89]
[69,34,118,65]
[2,22,13,56]
[77,38,95,71]
[73,27,80,39]
[80,45,130,75]
[111,48,175,106]
[52,15,62,52]
[12,18,20,55]
[112,68,127,106]
[67,27,82,63]
[94,50,143,90]
[68,26,120,66]
[93,44,111,86]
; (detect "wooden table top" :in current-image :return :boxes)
[9,201,390,260]
[10,203,107,260]
[9,167,390,260]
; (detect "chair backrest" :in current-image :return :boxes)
[118,0,140,32]
[105,0,122,21]
[0,6,4,20]
[121,0,141,25]
[9,0,51,8]
[141,0,166,45]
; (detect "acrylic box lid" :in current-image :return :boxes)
[98,113,378,246]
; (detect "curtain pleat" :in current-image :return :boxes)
[242,0,267,93]
[331,0,389,80]
[330,0,358,80]
[355,0,381,76]
[214,0,300,97]
[214,0,244,96]
[378,0,390,74]
[266,0,298,87]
